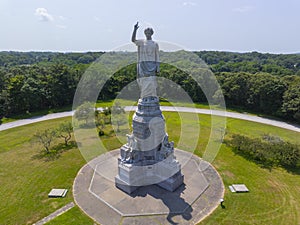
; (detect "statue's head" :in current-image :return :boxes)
[144,28,154,39]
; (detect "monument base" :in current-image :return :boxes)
[115,175,139,194]
[157,172,184,192]
[115,170,184,194]
[73,149,225,225]
[115,156,184,194]
[115,96,184,194]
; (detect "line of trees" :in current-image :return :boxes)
[196,51,300,76]
[217,72,300,121]
[0,51,103,67]
[0,51,299,123]
[99,61,300,122]
[0,64,84,117]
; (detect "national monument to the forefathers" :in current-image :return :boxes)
[73,23,224,225]
[115,22,184,193]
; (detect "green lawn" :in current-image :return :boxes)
[201,117,300,225]
[46,206,95,225]
[201,145,300,225]
[95,99,211,109]
[0,117,86,225]
[0,111,299,224]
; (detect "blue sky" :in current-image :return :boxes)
[1,0,299,53]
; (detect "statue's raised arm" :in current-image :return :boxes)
[131,22,139,43]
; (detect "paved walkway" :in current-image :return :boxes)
[0,111,74,131]
[33,202,75,225]
[0,106,299,133]
[73,149,224,225]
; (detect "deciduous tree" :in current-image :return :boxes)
[34,129,57,153]
[57,122,73,146]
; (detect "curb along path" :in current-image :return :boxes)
[33,202,75,225]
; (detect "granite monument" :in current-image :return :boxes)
[115,22,184,194]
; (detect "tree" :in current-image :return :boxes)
[281,82,300,122]
[46,64,77,108]
[95,110,106,136]
[57,122,73,146]
[218,72,252,107]
[111,102,126,132]
[279,142,300,167]
[77,55,95,64]
[248,73,286,114]
[20,77,44,112]
[0,68,5,90]
[74,102,95,125]
[0,97,5,121]
[6,75,26,114]
[0,68,5,119]
[102,107,112,124]
[34,129,57,153]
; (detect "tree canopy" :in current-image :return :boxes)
[0,51,299,123]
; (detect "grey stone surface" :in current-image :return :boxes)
[48,189,68,198]
[73,149,224,225]
[73,162,122,225]
[116,96,184,193]
[116,28,184,193]
[231,184,249,192]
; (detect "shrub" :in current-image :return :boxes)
[227,134,300,170]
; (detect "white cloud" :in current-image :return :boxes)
[183,1,197,7]
[35,8,54,22]
[233,6,254,13]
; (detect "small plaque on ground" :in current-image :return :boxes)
[48,189,68,198]
[229,184,249,193]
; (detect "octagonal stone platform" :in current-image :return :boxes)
[73,149,224,225]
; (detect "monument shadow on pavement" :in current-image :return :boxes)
[73,149,224,225]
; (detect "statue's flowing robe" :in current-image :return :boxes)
[134,39,160,98]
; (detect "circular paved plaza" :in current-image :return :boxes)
[73,149,224,225]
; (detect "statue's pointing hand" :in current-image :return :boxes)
[134,22,139,30]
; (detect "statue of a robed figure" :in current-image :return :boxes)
[132,22,159,98]
[115,22,184,194]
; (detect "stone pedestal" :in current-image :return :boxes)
[115,96,184,194]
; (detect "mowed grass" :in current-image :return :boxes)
[0,117,87,225]
[96,99,211,109]
[45,206,95,225]
[201,117,300,225]
[201,145,300,225]
[0,112,300,224]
